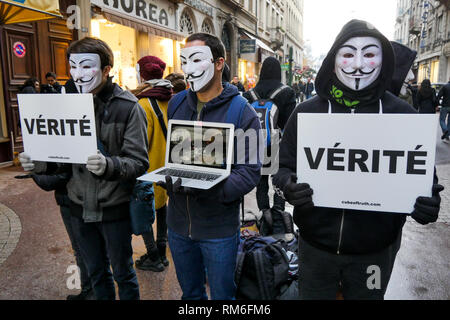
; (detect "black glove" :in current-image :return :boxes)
[283,174,314,209]
[411,184,444,225]
[156,176,196,197]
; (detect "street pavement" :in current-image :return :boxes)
[0,117,448,300]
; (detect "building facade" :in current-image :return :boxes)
[396,0,450,83]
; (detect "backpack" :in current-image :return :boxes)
[235,237,291,300]
[248,85,289,147]
[259,209,295,237]
[168,89,247,128]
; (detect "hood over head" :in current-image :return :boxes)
[387,41,417,96]
[259,57,281,81]
[315,19,395,107]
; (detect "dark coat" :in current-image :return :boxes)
[417,88,437,114]
[273,19,440,255]
[304,82,314,95]
[437,82,450,108]
[167,83,262,240]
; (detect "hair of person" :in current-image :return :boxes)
[23,77,39,87]
[185,33,226,61]
[45,72,57,79]
[67,37,114,69]
[419,79,433,97]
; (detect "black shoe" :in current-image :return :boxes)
[136,255,165,272]
[67,288,94,300]
[441,131,449,140]
[135,253,149,267]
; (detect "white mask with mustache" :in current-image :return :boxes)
[335,37,382,91]
[69,53,103,93]
[180,46,215,92]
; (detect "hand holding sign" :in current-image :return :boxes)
[411,184,445,225]
[19,152,35,172]
[86,151,107,176]
[283,174,314,209]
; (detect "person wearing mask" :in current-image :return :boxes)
[20,77,40,93]
[243,57,296,234]
[19,37,149,300]
[273,20,444,300]
[437,78,450,141]
[159,33,261,300]
[417,79,438,114]
[132,55,172,272]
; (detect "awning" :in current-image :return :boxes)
[103,11,185,42]
[0,0,62,25]
[242,31,275,55]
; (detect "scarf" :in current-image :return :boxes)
[328,74,380,108]
[136,79,173,101]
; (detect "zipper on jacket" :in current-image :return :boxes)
[337,209,345,255]
[186,195,192,238]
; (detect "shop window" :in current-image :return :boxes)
[180,10,195,35]
[201,19,214,35]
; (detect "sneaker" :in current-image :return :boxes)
[441,131,449,140]
[136,255,165,272]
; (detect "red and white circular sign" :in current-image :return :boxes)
[13,42,26,58]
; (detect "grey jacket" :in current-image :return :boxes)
[36,83,149,222]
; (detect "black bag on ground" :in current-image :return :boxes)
[259,209,295,237]
[235,238,290,300]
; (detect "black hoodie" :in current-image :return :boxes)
[272,20,435,255]
[243,57,296,130]
[388,41,417,97]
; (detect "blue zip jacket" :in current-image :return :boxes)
[166,83,262,239]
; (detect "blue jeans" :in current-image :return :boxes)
[168,229,239,300]
[440,107,450,136]
[70,215,140,300]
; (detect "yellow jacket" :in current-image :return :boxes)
[138,97,169,210]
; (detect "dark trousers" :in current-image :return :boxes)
[70,214,140,300]
[256,175,285,212]
[142,205,167,253]
[60,206,91,291]
[298,233,402,300]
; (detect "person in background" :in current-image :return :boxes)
[298,80,306,102]
[20,77,40,93]
[388,41,417,108]
[165,73,187,95]
[437,77,450,141]
[417,79,438,114]
[304,78,315,99]
[40,72,63,94]
[133,55,172,272]
[243,57,296,234]
[230,76,245,92]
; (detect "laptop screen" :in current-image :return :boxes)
[168,124,231,169]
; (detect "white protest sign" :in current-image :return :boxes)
[18,94,97,164]
[297,113,437,214]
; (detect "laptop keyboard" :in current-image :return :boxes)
[157,168,221,182]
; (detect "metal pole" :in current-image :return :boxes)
[288,46,293,86]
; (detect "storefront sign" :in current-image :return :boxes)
[18,94,97,164]
[184,0,213,17]
[13,42,26,58]
[240,39,256,54]
[91,0,176,31]
[297,113,437,214]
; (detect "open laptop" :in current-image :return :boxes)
[137,120,234,190]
